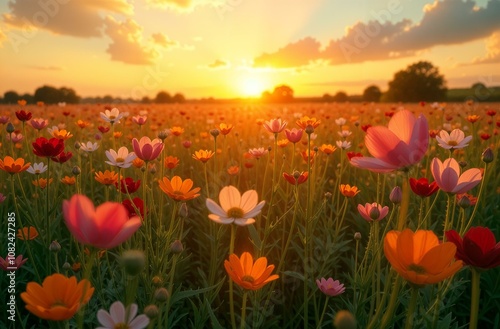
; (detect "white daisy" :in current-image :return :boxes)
[27,162,48,175]
[100,108,127,124]
[97,301,149,329]
[105,147,137,168]
[436,129,472,150]
[80,141,99,152]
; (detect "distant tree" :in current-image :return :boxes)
[363,85,382,102]
[322,93,334,102]
[386,61,447,102]
[141,96,151,104]
[272,85,294,102]
[172,93,186,103]
[155,91,172,103]
[59,87,80,104]
[102,95,114,103]
[34,85,60,104]
[470,82,490,101]
[20,93,34,104]
[261,91,272,102]
[3,91,20,104]
[333,91,348,102]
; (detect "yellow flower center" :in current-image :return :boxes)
[408,263,427,274]
[109,115,116,120]
[50,300,67,308]
[114,323,130,329]
[242,275,254,283]
[116,157,125,163]
[173,190,184,196]
[447,140,458,146]
[227,207,244,218]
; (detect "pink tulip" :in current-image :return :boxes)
[431,158,482,194]
[132,136,164,161]
[63,194,141,249]
[263,118,287,134]
[316,277,345,297]
[350,110,429,173]
[357,202,389,222]
[284,128,303,144]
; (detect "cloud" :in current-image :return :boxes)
[205,59,230,69]
[3,0,133,38]
[104,16,156,65]
[145,0,224,12]
[151,32,179,48]
[0,28,6,46]
[253,0,500,69]
[470,30,500,64]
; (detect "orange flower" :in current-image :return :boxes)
[32,178,53,189]
[339,184,360,197]
[384,229,463,285]
[296,116,321,129]
[0,156,31,174]
[132,158,145,169]
[17,226,39,240]
[72,262,81,272]
[50,128,73,140]
[170,126,184,136]
[224,252,279,290]
[76,120,91,129]
[95,170,118,185]
[227,165,239,176]
[192,150,215,163]
[277,139,289,148]
[466,115,480,123]
[21,273,94,321]
[17,99,27,106]
[158,176,201,201]
[84,248,106,258]
[319,144,337,155]
[61,176,76,185]
[219,123,233,135]
[164,156,180,169]
[113,131,123,138]
[199,131,209,139]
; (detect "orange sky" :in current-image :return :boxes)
[0,0,499,99]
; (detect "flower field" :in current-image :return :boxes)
[0,101,499,329]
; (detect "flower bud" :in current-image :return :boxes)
[369,207,380,220]
[267,146,272,152]
[178,202,188,218]
[305,125,314,135]
[457,195,471,209]
[324,192,332,199]
[354,232,361,241]
[209,129,220,138]
[157,129,170,140]
[144,305,159,320]
[121,250,146,276]
[458,161,467,168]
[74,142,81,150]
[62,262,71,271]
[154,288,170,303]
[482,147,494,163]
[49,240,61,253]
[6,122,15,134]
[72,166,81,176]
[170,240,184,254]
[389,186,402,204]
[152,276,163,287]
[149,164,157,174]
[333,310,357,329]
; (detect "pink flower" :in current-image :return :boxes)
[284,128,303,144]
[431,158,482,194]
[0,255,28,271]
[132,136,164,161]
[132,115,148,126]
[316,277,345,297]
[263,118,287,134]
[30,118,49,130]
[63,194,141,249]
[350,110,429,173]
[357,202,389,222]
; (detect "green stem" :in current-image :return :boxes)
[316,297,329,329]
[469,269,481,329]
[404,287,419,329]
[240,291,248,329]
[380,275,402,328]
[397,173,410,230]
[229,224,237,329]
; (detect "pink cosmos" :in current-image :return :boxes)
[316,277,345,297]
[284,128,303,144]
[431,158,482,194]
[63,194,141,249]
[0,255,28,271]
[263,118,287,134]
[357,202,389,222]
[248,147,268,159]
[132,115,148,126]
[350,110,429,173]
[30,118,49,131]
[132,136,164,161]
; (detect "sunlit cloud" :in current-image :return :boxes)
[145,0,225,12]
[205,59,230,70]
[469,30,500,65]
[151,32,179,48]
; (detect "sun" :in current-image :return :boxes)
[239,76,266,97]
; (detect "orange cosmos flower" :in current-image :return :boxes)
[164,156,180,169]
[158,176,201,201]
[467,115,480,123]
[95,170,118,185]
[170,126,184,136]
[296,116,321,129]
[21,273,94,321]
[283,171,309,185]
[32,178,53,189]
[384,229,463,285]
[224,252,279,290]
[319,144,337,155]
[339,184,360,197]
[0,156,31,174]
[218,123,233,135]
[17,99,27,106]
[113,131,123,138]
[17,226,39,240]
[61,176,76,185]
[49,127,73,140]
[192,150,215,163]
[199,131,209,139]
[227,165,239,175]
[76,120,91,129]
[301,150,316,164]
[132,158,145,169]
[277,139,289,148]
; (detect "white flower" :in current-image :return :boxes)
[97,301,149,329]
[335,117,347,126]
[337,130,352,138]
[100,108,126,124]
[27,162,48,175]
[248,147,268,159]
[336,140,352,150]
[206,186,265,226]
[80,141,99,152]
[435,129,472,150]
[105,147,137,168]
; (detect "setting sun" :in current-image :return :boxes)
[239,76,268,97]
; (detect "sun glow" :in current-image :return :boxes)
[239,76,268,97]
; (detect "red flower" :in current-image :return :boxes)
[15,110,32,122]
[409,177,439,197]
[480,133,491,141]
[361,124,372,132]
[98,126,110,134]
[51,151,73,164]
[115,177,141,194]
[32,137,64,158]
[346,152,363,161]
[445,227,500,269]
[122,197,146,218]
[282,171,308,185]
[486,109,496,117]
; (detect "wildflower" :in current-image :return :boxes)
[32,178,53,189]
[192,150,215,163]
[115,177,141,194]
[445,227,500,269]
[333,310,357,329]
[227,165,239,176]
[346,152,363,160]
[350,110,429,173]
[357,203,389,221]
[132,136,164,161]
[132,158,145,168]
[335,118,347,126]
[15,110,32,121]
[182,140,192,148]
[218,123,233,135]
[277,139,289,147]
[248,147,268,159]
[26,163,46,176]
[466,115,480,123]
[7,132,23,143]
[340,184,360,198]
[164,156,180,169]
[0,156,31,174]
[47,126,73,140]
[336,140,352,150]
[30,118,49,130]
[384,229,463,285]
[0,255,28,271]
[263,118,287,134]
[123,197,146,218]
[338,130,352,138]
[431,158,482,194]
[32,137,64,158]
[80,141,99,152]
[96,301,149,329]
[158,176,201,201]
[95,170,118,185]
[389,186,402,204]
[285,128,303,144]
[409,177,439,197]
[224,252,279,290]
[21,273,94,321]
[480,133,491,141]
[296,116,321,129]
[98,126,110,134]
[100,107,126,124]
[0,193,6,203]
[61,176,76,185]
[17,227,39,240]
[283,171,308,185]
[435,129,472,150]
[319,144,337,155]
[170,126,184,136]
[63,194,142,249]
[51,151,73,164]
[105,147,137,168]
[132,115,148,125]
[206,185,265,226]
[316,278,345,297]
[301,150,316,164]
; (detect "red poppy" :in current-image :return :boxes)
[347,152,363,161]
[98,126,110,134]
[480,133,491,141]
[409,177,439,197]
[32,137,65,158]
[122,197,146,218]
[385,111,395,118]
[361,124,372,132]
[486,110,496,117]
[51,151,73,164]
[283,171,308,185]
[445,227,500,269]
[15,110,32,122]
[115,177,141,194]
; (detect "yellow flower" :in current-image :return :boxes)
[192,150,215,163]
[339,184,360,198]
[319,144,337,155]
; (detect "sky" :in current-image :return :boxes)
[0,0,500,99]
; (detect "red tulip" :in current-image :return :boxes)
[446,227,500,269]
[32,137,64,158]
[409,177,439,197]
